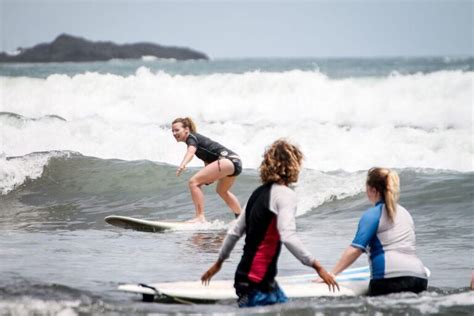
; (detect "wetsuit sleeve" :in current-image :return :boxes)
[218,207,246,261]
[272,186,316,267]
[185,134,198,148]
[351,208,381,252]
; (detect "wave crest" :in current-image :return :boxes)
[1,70,472,172]
[0,151,74,195]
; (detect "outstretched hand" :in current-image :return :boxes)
[317,267,340,292]
[201,260,222,286]
[176,166,185,176]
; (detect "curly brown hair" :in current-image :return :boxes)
[259,139,303,185]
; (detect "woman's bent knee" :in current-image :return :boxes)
[216,187,228,198]
[188,178,200,189]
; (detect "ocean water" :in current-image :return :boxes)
[0,57,473,315]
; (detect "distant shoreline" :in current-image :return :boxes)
[0,34,209,63]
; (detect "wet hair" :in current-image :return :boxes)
[172,117,196,133]
[366,167,400,222]
[259,139,303,186]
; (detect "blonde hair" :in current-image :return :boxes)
[259,139,303,186]
[366,167,400,222]
[172,117,197,133]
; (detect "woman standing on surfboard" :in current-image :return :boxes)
[330,167,428,296]
[201,139,339,307]
[172,117,242,223]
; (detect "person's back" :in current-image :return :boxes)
[360,202,426,279]
[235,183,308,294]
[332,167,428,296]
[236,183,280,291]
[201,139,339,307]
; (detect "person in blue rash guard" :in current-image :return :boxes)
[331,167,428,296]
[201,139,339,307]
[171,117,242,223]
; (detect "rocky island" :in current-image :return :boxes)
[0,34,209,62]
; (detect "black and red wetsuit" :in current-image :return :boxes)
[235,182,281,292]
[218,182,316,296]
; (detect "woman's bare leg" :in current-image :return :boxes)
[187,159,235,222]
[187,179,205,222]
[216,176,241,216]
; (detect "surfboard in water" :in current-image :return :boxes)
[104,215,228,233]
[118,266,371,303]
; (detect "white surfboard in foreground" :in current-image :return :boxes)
[119,266,371,302]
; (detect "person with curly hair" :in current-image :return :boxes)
[171,117,242,223]
[330,167,428,296]
[201,139,339,307]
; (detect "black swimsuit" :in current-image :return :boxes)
[185,133,242,176]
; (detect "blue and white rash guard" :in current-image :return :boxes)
[351,201,427,280]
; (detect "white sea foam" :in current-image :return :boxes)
[0,298,80,316]
[296,170,366,216]
[0,69,472,176]
[167,219,230,231]
[366,291,474,314]
[0,151,71,194]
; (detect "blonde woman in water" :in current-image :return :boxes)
[171,117,242,223]
[331,167,428,296]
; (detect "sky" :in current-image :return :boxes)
[0,0,472,58]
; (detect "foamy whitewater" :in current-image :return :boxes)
[0,58,473,315]
[1,64,472,193]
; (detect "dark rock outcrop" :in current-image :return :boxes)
[0,34,209,62]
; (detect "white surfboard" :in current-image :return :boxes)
[118,266,371,303]
[105,215,228,232]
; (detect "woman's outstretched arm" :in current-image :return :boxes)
[177,146,196,176]
[331,246,363,275]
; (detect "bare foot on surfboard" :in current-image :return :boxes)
[186,216,206,224]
